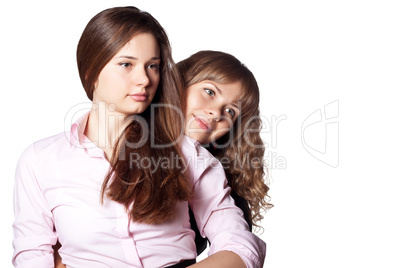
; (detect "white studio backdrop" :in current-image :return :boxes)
[1,0,401,267]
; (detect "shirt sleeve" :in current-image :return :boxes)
[189,158,266,268]
[12,144,57,267]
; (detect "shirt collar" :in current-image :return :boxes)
[182,135,202,155]
[68,112,108,159]
[69,112,90,148]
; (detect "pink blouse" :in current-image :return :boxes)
[12,113,265,267]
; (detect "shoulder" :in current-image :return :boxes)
[18,132,69,165]
[34,132,69,154]
[15,132,67,188]
[180,135,218,163]
[180,135,224,184]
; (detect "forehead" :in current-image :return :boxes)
[207,80,243,102]
[116,32,160,55]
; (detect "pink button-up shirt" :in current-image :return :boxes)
[13,113,265,267]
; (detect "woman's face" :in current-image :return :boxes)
[184,80,242,145]
[92,33,160,117]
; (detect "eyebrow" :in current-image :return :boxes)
[231,102,240,109]
[208,82,223,95]
[116,55,161,60]
[208,82,240,109]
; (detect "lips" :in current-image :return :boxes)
[129,92,148,102]
[193,114,211,132]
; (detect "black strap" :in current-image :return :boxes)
[230,192,253,231]
[189,208,208,255]
[164,259,196,268]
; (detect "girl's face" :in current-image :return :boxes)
[184,80,241,145]
[92,33,161,117]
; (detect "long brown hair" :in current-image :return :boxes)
[77,6,191,224]
[178,50,272,229]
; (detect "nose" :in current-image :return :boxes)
[206,106,222,121]
[133,66,150,87]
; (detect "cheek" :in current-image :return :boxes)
[147,74,160,97]
[95,71,121,94]
[185,94,204,115]
[94,81,116,102]
[184,96,192,116]
[152,73,160,86]
[214,122,232,138]
[146,68,160,85]
[149,84,159,98]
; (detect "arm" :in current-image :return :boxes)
[13,144,57,267]
[53,241,66,268]
[188,148,265,268]
[190,251,246,268]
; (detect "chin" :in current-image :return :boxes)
[186,133,207,145]
[129,107,148,115]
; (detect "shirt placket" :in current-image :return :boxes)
[82,135,143,267]
[116,205,144,267]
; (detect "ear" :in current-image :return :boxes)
[90,80,98,101]
[93,79,99,90]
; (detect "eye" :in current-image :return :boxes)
[225,108,236,118]
[120,62,132,68]
[148,63,160,70]
[204,88,215,97]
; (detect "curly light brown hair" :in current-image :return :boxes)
[178,50,273,230]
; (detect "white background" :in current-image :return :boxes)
[1,0,401,267]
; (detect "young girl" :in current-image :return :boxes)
[178,50,272,234]
[13,7,264,268]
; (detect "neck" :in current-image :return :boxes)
[84,102,131,160]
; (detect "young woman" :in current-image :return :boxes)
[178,50,272,232]
[13,7,264,268]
